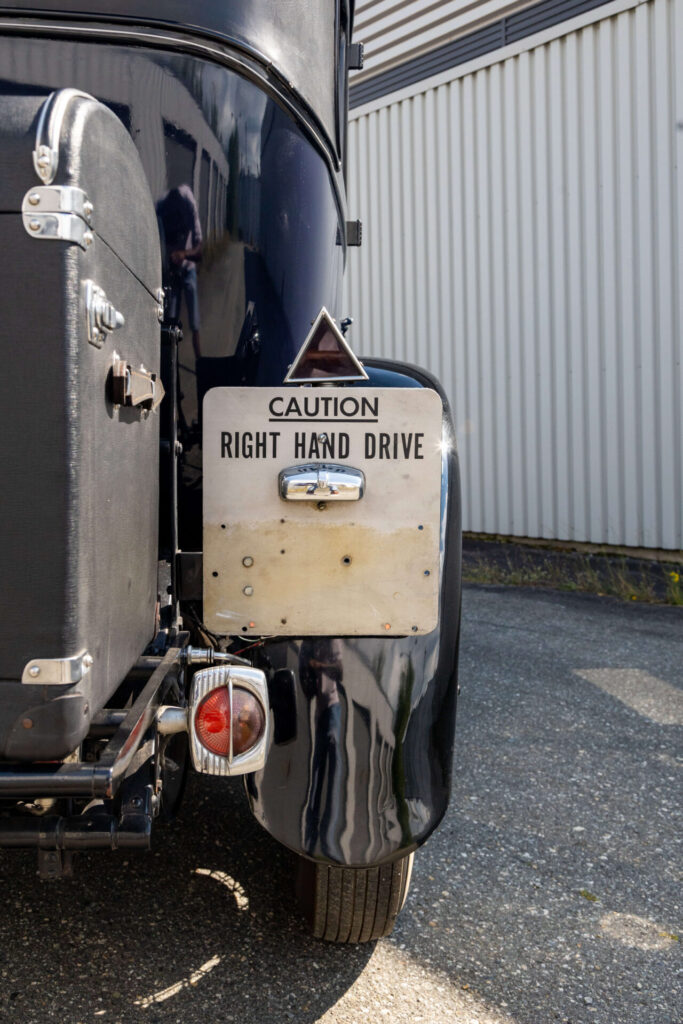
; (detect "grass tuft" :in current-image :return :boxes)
[463,543,682,606]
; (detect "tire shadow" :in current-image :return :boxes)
[0,772,373,1024]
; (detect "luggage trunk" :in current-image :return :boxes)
[0,89,162,759]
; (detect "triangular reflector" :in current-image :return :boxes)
[284,308,368,383]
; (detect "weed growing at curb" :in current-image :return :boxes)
[463,545,682,606]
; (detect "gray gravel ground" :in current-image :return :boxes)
[0,585,681,1024]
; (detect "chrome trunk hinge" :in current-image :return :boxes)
[22,185,94,249]
[22,89,97,250]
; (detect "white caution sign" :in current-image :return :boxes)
[203,387,444,637]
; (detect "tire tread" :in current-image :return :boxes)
[303,853,413,943]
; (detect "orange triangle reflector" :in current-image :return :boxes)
[284,308,368,384]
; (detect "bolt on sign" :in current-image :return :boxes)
[203,386,445,637]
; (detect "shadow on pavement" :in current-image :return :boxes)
[0,773,373,1023]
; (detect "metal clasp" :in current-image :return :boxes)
[22,649,93,686]
[22,185,94,250]
[111,355,165,412]
[85,280,125,347]
[279,463,365,501]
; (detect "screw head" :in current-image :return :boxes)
[28,219,41,232]
[317,501,327,511]
[82,654,94,669]
[242,556,254,568]
[28,192,40,206]
[83,200,93,218]
[28,665,40,677]
[83,231,93,247]
[318,433,328,442]
[243,585,254,596]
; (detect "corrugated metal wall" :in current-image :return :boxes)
[345,0,683,550]
[353,0,537,81]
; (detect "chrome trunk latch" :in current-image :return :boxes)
[84,280,125,347]
[111,355,165,412]
[279,463,365,501]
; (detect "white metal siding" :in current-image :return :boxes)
[346,0,683,549]
[353,0,538,80]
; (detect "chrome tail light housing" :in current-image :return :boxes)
[189,665,270,776]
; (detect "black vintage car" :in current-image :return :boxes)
[0,0,461,942]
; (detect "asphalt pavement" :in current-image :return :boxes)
[0,585,681,1024]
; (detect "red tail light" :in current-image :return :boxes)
[189,666,270,776]
[194,686,265,758]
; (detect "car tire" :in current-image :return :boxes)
[297,852,414,942]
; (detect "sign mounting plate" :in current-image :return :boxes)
[203,386,444,637]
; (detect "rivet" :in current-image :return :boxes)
[82,654,94,669]
[28,665,40,678]
[318,433,328,442]
[37,153,50,167]
[411,626,418,632]
[83,200,93,218]
[83,231,93,247]
[243,585,254,596]
[22,718,33,729]
[28,192,40,206]
[242,556,254,568]
[317,502,327,511]
[28,219,41,231]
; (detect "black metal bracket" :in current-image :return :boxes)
[337,220,363,247]
[348,42,364,70]
[176,551,203,601]
[346,220,362,246]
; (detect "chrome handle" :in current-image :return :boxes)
[33,89,97,185]
[279,463,365,501]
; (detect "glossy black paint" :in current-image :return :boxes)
[0,0,351,151]
[0,22,461,869]
[247,363,462,868]
[0,32,345,549]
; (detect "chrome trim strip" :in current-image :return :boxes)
[0,17,342,180]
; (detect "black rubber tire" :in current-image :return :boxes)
[298,853,414,943]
